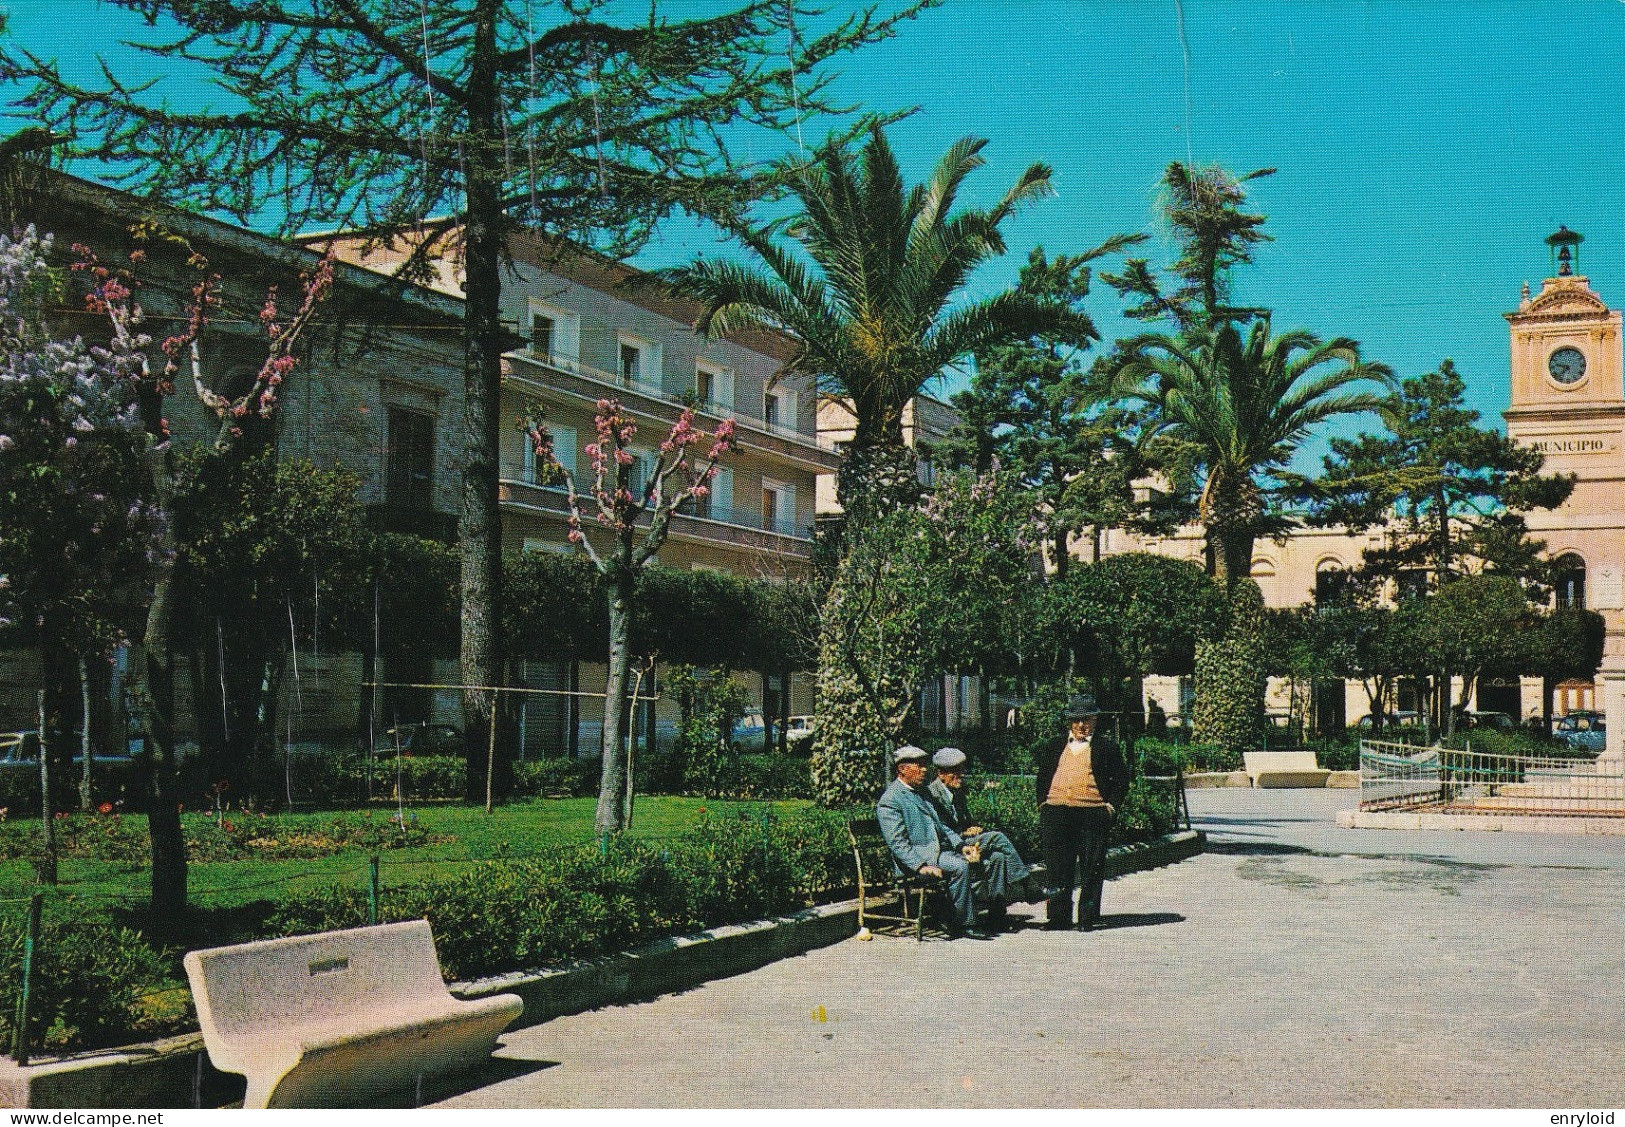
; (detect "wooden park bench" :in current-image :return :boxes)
[848,816,950,941]
[1243,750,1332,789]
[183,919,523,1108]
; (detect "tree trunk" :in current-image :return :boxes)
[1435,492,1452,589]
[595,571,635,836]
[79,657,93,809]
[1202,468,1259,589]
[1209,524,1256,591]
[40,639,75,815]
[459,0,510,804]
[835,417,917,524]
[136,433,187,929]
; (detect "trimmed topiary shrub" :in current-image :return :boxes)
[1194,579,1267,756]
[513,756,599,798]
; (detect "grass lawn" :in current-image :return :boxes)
[0,795,811,920]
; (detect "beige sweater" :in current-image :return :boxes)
[1046,739,1108,807]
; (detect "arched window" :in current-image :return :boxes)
[1314,559,1347,605]
[1249,557,1276,579]
[1554,553,1586,609]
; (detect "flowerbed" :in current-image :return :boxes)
[0,808,448,865]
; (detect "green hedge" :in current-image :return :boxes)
[0,912,179,1053]
[0,809,443,864]
[267,807,851,980]
[1133,737,1240,775]
[270,751,812,806]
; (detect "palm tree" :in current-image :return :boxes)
[664,124,1095,521]
[1113,316,1395,586]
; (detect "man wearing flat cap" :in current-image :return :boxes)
[927,747,1048,921]
[875,744,992,939]
[1034,693,1130,931]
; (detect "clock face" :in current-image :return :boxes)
[1549,346,1587,385]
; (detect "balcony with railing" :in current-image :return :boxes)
[506,347,835,471]
[498,477,813,556]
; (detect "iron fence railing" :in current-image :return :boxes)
[1358,739,1625,817]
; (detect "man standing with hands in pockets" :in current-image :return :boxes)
[1034,694,1130,931]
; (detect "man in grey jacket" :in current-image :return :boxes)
[927,746,1047,915]
[875,744,994,939]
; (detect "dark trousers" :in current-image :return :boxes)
[1039,803,1112,927]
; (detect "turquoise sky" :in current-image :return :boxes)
[6,1,1624,449]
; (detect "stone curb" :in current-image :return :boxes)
[0,829,1205,1109]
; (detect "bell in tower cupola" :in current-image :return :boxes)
[1547,225,1584,278]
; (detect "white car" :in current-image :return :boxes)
[784,715,817,747]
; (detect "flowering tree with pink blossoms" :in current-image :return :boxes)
[0,228,157,826]
[529,399,736,835]
[73,235,332,922]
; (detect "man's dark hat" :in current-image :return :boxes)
[1063,694,1101,721]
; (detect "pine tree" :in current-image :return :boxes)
[935,245,1154,575]
[1297,359,1575,592]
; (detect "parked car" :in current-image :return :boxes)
[0,730,42,763]
[784,715,817,748]
[1457,710,1517,732]
[1554,711,1606,753]
[730,712,766,744]
[382,723,465,757]
[1355,711,1424,731]
[1,730,138,766]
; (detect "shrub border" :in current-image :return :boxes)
[0,829,1204,1109]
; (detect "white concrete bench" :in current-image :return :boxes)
[183,919,523,1108]
[1243,751,1332,789]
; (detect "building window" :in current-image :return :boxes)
[1314,565,1348,605]
[1555,554,1587,609]
[627,450,651,497]
[696,361,733,410]
[526,424,574,485]
[764,386,796,429]
[386,407,435,510]
[696,466,732,521]
[762,479,794,534]
[1395,570,1429,602]
[617,334,659,385]
[530,312,555,359]
[526,300,578,363]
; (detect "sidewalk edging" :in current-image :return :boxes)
[1,828,1204,1109]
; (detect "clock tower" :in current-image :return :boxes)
[1505,226,1625,452]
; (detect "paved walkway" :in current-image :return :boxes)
[437,788,1625,1108]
